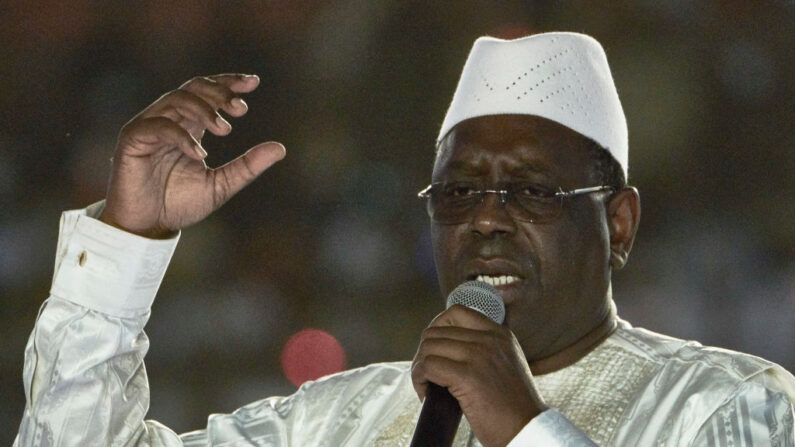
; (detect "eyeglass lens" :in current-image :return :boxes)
[426,183,563,224]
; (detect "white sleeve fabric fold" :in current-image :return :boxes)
[508,409,597,446]
[692,378,795,446]
[15,204,182,446]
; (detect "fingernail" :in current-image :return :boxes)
[195,144,208,159]
[216,116,231,130]
[232,97,247,110]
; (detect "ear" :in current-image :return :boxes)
[606,187,640,270]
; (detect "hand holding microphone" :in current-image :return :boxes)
[410,281,547,447]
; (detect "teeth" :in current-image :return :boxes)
[475,274,519,286]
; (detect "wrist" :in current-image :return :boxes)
[98,211,177,240]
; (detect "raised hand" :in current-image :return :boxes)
[100,74,286,239]
[411,305,548,447]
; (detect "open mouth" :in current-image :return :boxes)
[474,274,521,287]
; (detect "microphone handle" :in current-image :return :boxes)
[409,382,463,447]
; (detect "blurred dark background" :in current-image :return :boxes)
[1,1,793,442]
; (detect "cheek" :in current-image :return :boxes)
[519,225,563,293]
[552,208,611,290]
[577,206,611,271]
[430,224,461,293]
[529,212,608,291]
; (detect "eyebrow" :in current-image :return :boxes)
[510,162,554,177]
[508,167,556,188]
[445,160,487,175]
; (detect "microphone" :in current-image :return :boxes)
[410,281,505,447]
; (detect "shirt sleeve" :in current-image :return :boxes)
[691,376,795,446]
[13,204,412,447]
[507,409,597,446]
[14,204,183,446]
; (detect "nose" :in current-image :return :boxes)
[470,192,517,236]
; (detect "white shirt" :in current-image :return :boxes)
[14,205,795,446]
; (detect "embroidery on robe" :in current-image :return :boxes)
[372,397,420,446]
[374,334,661,446]
[534,342,658,445]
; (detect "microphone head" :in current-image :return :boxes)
[446,281,505,324]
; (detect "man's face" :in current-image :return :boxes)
[430,115,613,361]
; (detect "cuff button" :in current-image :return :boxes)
[78,250,87,266]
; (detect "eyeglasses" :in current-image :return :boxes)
[417,181,613,224]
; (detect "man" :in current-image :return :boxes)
[15,32,795,446]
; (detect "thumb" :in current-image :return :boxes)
[213,142,286,204]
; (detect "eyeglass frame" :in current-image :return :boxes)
[417,182,614,223]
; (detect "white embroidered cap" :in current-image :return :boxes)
[438,32,628,177]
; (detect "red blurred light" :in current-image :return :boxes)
[280,329,347,387]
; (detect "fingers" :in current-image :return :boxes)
[184,73,260,93]
[207,73,261,93]
[412,327,506,389]
[120,116,207,160]
[147,90,232,136]
[411,307,543,446]
[123,73,261,161]
[412,306,513,401]
[416,336,477,363]
[179,75,257,117]
[412,355,466,400]
[423,325,483,343]
[429,305,498,330]
[211,142,286,205]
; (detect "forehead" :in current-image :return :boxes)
[433,115,595,182]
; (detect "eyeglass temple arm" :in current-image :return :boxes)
[417,184,434,198]
[555,185,613,198]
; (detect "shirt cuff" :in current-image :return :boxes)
[507,409,596,446]
[49,202,179,318]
